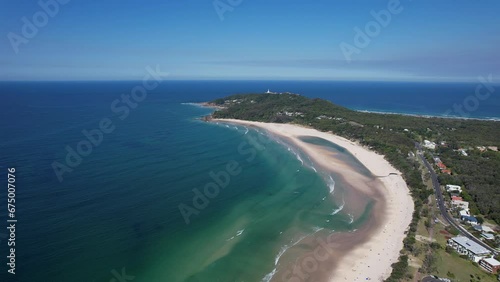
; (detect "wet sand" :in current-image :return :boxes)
[214,119,414,282]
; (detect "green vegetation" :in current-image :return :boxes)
[437,145,500,223]
[434,248,497,282]
[386,255,410,282]
[211,93,500,223]
[210,93,500,280]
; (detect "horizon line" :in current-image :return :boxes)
[0,78,495,84]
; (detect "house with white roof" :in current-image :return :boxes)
[447,236,491,262]
[482,226,495,233]
[475,225,496,233]
[423,140,436,150]
[479,257,500,274]
[481,233,495,240]
[446,184,462,193]
[459,209,470,217]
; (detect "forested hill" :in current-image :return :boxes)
[210,93,500,224]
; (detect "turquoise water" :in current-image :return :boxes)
[114,117,359,281]
[0,93,359,281]
[0,80,454,281]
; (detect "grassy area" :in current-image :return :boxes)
[483,217,500,230]
[434,249,497,282]
[415,217,497,282]
[432,221,450,246]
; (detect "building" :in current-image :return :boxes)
[481,233,495,240]
[452,199,469,210]
[448,236,491,262]
[422,276,451,282]
[474,225,495,233]
[451,196,463,201]
[423,140,436,149]
[446,184,462,193]
[483,226,495,233]
[479,257,500,274]
[459,209,470,217]
[461,215,478,225]
[437,162,447,170]
[459,149,468,156]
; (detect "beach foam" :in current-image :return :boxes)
[215,119,414,282]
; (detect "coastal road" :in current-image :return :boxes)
[414,142,498,255]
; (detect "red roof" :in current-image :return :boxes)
[452,196,463,201]
[442,169,452,175]
[437,162,447,169]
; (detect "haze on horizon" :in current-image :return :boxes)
[1,0,499,82]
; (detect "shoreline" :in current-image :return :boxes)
[190,101,499,122]
[354,109,500,122]
[214,118,415,281]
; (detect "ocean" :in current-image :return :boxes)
[0,80,498,281]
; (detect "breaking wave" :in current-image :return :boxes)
[226,229,245,242]
[261,234,309,282]
[327,175,336,194]
[331,197,345,215]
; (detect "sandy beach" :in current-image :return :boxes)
[215,119,415,282]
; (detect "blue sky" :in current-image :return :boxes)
[1,0,499,81]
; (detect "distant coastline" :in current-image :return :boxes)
[354,109,500,122]
[192,98,500,122]
[181,102,225,110]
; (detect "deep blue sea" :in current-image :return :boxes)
[0,80,498,281]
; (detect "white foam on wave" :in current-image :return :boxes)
[312,226,324,233]
[288,147,304,165]
[261,234,309,282]
[275,246,288,265]
[180,102,198,106]
[331,197,345,215]
[261,267,277,282]
[297,154,304,165]
[348,214,354,224]
[226,229,245,242]
[327,175,336,194]
[244,127,249,135]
